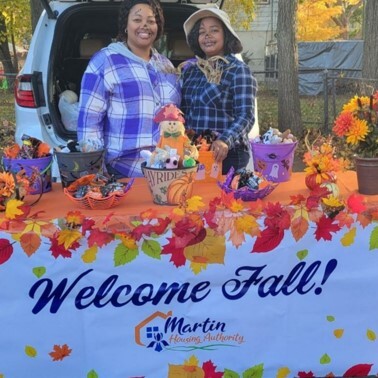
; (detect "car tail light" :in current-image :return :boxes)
[14,74,37,108]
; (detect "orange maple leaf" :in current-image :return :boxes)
[49,344,72,361]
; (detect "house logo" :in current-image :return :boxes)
[135,311,245,352]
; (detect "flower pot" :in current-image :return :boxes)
[355,156,378,195]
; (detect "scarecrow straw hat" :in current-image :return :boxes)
[183,8,241,44]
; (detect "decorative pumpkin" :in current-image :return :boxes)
[305,171,336,190]
[166,173,195,204]
[320,182,340,198]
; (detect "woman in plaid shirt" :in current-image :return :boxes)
[181,8,257,174]
[78,0,181,177]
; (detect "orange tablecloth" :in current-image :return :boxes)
[28,171,377,220]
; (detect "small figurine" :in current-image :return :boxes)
[154,104,198,167]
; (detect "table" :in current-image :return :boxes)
[1,171,378,377]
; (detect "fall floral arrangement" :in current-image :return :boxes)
[0,170,30,211]
[333,90,378,158]
[303,131,349,190]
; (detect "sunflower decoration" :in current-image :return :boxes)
[333,90,378,158]
[0,170,30,211]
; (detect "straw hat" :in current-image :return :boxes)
[183,8,241,44]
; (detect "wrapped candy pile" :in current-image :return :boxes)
[218,167,278,201]
[64,174,134,210]
[3,134,51,159]
[252,127,297,145]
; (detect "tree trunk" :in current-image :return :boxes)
[276,0,302,136]
[362,0,378,88]
[0,14,17,90]
[30,0,44,33]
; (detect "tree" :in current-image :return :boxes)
[276,0,302,135]
[297,0,363,41]
[361,0,378,84]
[223,0,256,30]
[30,0,44,33]
[0,0,31,87]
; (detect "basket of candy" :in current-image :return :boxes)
[63,174,134,210]
[217,167,278,201]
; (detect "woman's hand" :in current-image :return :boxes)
[211,140,229,163]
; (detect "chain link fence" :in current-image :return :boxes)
[254,68,378,133]
[1,69,378,141]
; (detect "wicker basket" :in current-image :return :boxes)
[64,178,134,210]
[217,167,278,201]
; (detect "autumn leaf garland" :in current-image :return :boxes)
[0,191,378,269]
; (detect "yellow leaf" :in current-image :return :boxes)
[367,329,376,341]
[184,355,199,367]
[333,328,344,338]
[82,245,98,263]
[172,207,185,217]
[340,227,356,247]
[292,207,309,221]
[5,199,24,219]
[119,234,137,249]
[184,229,225,264]
[276,366,291,378]
[229,199,244,213]
[235,214,259,234]
[57,229,82,249]
[23,219,49,236]
[25,345,37,357]
[190,261,207,275]
[186,196,205,212]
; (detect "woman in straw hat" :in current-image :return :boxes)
[181,8,257,174]
[78,0,181,178]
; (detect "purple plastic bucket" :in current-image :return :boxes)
[251,141,297,182]
[2,155,53,194]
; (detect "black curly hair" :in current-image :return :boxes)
[117,0,165,42]
[187,18,243,58]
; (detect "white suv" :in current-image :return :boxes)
[14,0,223,151]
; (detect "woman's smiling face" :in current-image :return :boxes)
[126,3,158,49]
[198,17,225,58]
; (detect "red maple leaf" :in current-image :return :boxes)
[202,360,223,378]
[290,193,306,205]
[298,372,314,378]
[132,223,154,241]
[150,217,171,235]
[82,217,95,235]
[0,239,14,264]
[314,215,341,241]
[49,236,80,258]
[49,344,72,361]
[343,363,373,377]
[264,202,291,230]
[347,193,367,214]
[252,227,284,253]
[87,228,113,248]
[161,237,186,267]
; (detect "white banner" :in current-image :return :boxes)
[1,212,378,377]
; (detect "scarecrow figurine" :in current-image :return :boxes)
[154,104,198,167]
